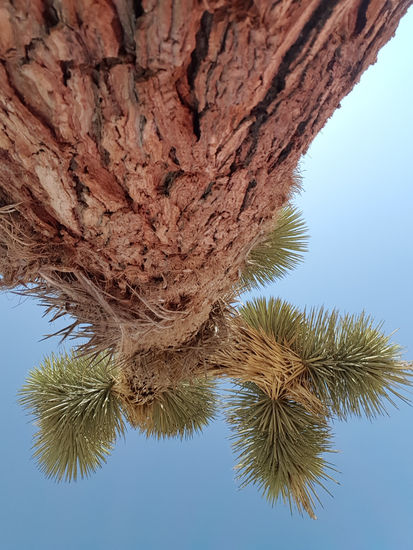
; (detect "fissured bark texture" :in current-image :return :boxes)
[0,0,410,348]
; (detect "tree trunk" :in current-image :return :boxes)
[0,0,410,356]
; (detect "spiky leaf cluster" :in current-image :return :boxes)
[19,352,125,482]
[225,383,334,519]
[240,205,308,292]
[125,379,217,439]
[218,298,412,516]
[16,197,413,520]
[239,297,410,419]
[304,309,410,418]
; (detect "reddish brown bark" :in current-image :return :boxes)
[0,0,411,350]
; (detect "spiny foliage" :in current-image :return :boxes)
[302,308,410,418]
[124,379,217,439]
[15,201,413,519]
[225,383,334,519]
[215,298,411,515]
[19,351,218,480]
[240,205,308,292]
[19,352,125,482]
[239,297,411,419]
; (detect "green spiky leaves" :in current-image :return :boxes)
[226,383,334,519]
[220,298,411,516]
[240,205,308,292]
[19,349,217,481]
[17,297,412,519]
[303,308,410,418]
[16,206,412,522]
[123,379,217,439]
[238,298,411,419]
[19,351,125,482]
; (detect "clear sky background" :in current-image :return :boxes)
[1,9,412,550]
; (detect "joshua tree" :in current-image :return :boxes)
[2,0,412,521]
[19,206,411,519]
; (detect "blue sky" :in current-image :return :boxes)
[1,9,412,550]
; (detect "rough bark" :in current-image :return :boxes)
[0,0,411,352]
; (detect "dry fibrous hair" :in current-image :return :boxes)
[1,203,234,360]
[0,204,62,288]
[10,260,235,361]
[0,204,123,356]
[0,197,229,387]
[21,269,190,357]
[114,299,234,404]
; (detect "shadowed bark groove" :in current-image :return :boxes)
[0,0,411,354]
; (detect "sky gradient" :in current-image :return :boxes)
[1,8,412,550]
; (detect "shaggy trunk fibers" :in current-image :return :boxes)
[0,1,410,383]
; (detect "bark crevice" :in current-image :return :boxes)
[0,0,410,351]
